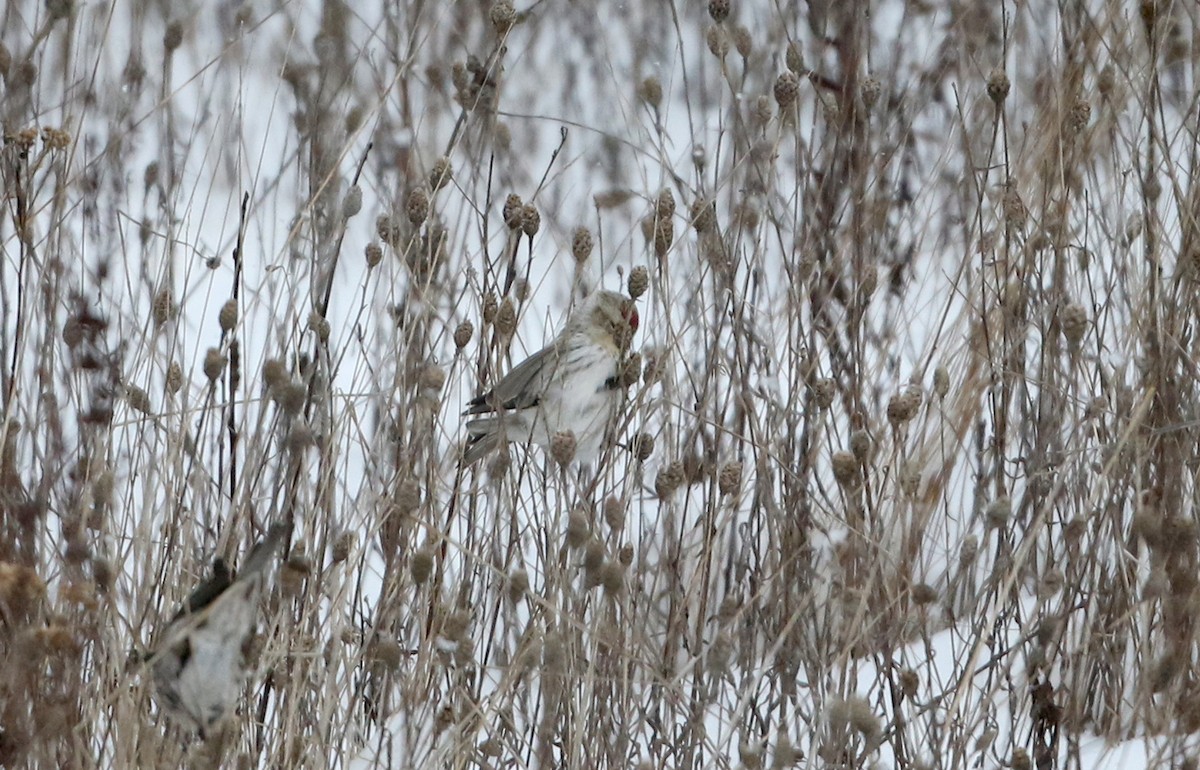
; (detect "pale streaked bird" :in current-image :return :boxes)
[463,289,639,465]
[148,523,287,737]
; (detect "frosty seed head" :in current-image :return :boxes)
[619,353,643,389]
[410,548,434,583]
[655,461,685,500]
[495,298,517,337]
[1060,303,1088,346]
[860,76,881,111]
[571,227,593,263]
[453,320,474,349]
[690,199,715,233]
[342,185,362,219]
[638,76,662,109]
[718,461,742,495]
[733,25,752,58]
[628,266,649,299]
[632,432,655,461]
[406,187,430,226]
[773,71,799,109]
[503,193,524,230]
[365,242,383,267]
[603,496,625,530]
[203,348,226,382]
[830,451,859,488]
[429,156,453,192]
[566,506,590,549]
[986,68,1010,106]
[550,430,577,465]
[785,41,805,75]
[490,0,517,35]
[705,25,729,59]
[218,299,238,333]
[165,362,183,394]
[520,203,540,237]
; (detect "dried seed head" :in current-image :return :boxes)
[733,25,752,57]
[849,430,872,462]
[1068,97,1091,132]
[603,496,625,530]
[503,193,524,230]
[933,366,950,398]
[125,385,151,414]
[830,451,859,488]
[331,531,355,563]
[520,204,540,237]
[812,378,836,409]
[860,76,881,111]
[262,358,288,390]
[395,479,422,515]
[276,382,307,415]
[654,219,674,258]
[1011,748,1032,770]
[582,538,605,574]
[752,94,774,126]
[490,0,517,34]
[638,76,662,109]
[453,320,474,349]
[598,561,624,594]
[406,187,430,226]
[1003,183,1027,232]
[707,0,730,23]
[571,227,594,263]
[429,156,453,192]
[507,568,529,602]
[899,669,919,699]
[419,364,445,392]
[164,20,183,51]
[986,68,1010,105]
[620,352,643,388]
[165,362,183,394]
[846,697,881,742]
[690,199,716,232]
[482,291,499,324]
[705,25,729,59]
[410,547,434,583]
[152,289,174,326]
[566,507,590,549]
[632,432,655,461]
[986,496,1012,528]
[1060,303,1088,346]
[495,298,517,337]
[342,185,362,219]
[911,583,938,605]
[628,265,649,298]
[715,460,741,495]
[785,41,805,74]
[655,461,685,500]
[618,543,634,565]
[218,299,238,332]
[365,242,383,267]
[656,188,676,220]
[203,348,226,382]
[774,71,800,109]
[886,389,922,425]
[550,430,577,465]
[307,310,331,343]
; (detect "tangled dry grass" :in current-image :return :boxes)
[2,0,1200,767]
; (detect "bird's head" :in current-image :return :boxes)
[589,290,639,350]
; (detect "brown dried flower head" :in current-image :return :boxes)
[572,227,594,263]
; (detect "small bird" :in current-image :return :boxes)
[148,523,287,737]
[463,289,639,465]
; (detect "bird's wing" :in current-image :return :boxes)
[465,343,560,414]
